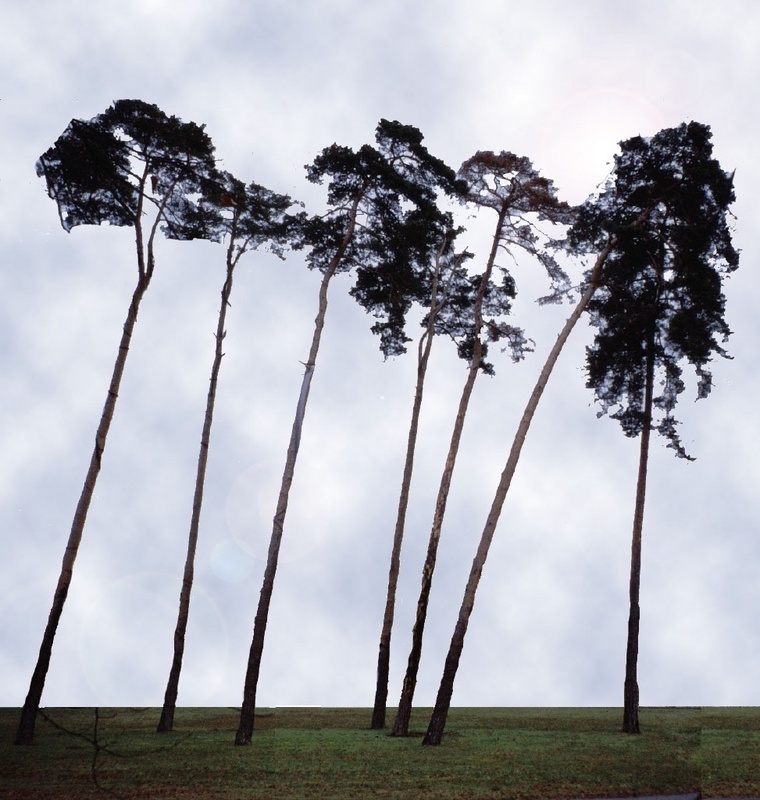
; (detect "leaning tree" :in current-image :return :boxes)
[353,214,476,730]
[574,122,738,733]
[423,121,738,745]
[156,171,300,733]
[392,151,572,738]
[16,100,218,746]
[234,120,460,745]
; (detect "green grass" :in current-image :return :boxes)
[1,706,757,799]
[702,706,760,797]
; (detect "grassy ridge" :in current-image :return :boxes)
[0,706,757,799]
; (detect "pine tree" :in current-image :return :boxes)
[17,100,218,745]
[575,122,738,733]
[157,171,299,732]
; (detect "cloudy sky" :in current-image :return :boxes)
[1,0,758,714]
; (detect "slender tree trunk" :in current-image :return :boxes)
[392,216,506,738]
[157,251,237,733]
[235,197,361,746]
[234,357,316,745]
[234,278,328,746]
[391,342,481,737]
[370,244,451,731]
[15,273,151,746]
[423,239,616,745]
[371,326,436,730]
[622,342,655,734]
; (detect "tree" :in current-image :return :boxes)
[358,219,474,730]
[16,100,218,746]
[156,172,298,733]
[234,120,460,745]
[422,121,738,745]
[576,122,738,733]
[392,152,572,737]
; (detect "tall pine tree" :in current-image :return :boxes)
[575,121,738,733]
[17,100,218,745]
[157,171,299,733]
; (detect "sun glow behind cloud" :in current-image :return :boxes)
[538,88,668,203]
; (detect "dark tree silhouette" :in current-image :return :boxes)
[234,120,461,745]
[16,100,218,746]
[423,121,738,745]
[156,172,299,733]
[392,152,572,737]
[574,121,738,733]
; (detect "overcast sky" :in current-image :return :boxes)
[1,0,758,713]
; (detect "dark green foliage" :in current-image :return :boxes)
[569,122,738,457]
[36,118,135,230]
[306,119,463,357]
[167,168,303,260]
[349,220,443,357]
[36,99,218,241]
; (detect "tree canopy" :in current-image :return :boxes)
[307,118,464,358]
[36,99,217,242]
[570,121,739,456]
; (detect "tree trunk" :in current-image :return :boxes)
[235,196,360,746]
[392,215,506,738]
[370,242,452,731]
[370,326,435,730]
[235,358,316,745]
[15,274,150,746]
[157,253,236,733]
[234,309,339,744]
[391,342,481,737]
[622,342,655,734]
[423,239,616,746]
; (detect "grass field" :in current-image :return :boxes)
[1,706,758,799]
